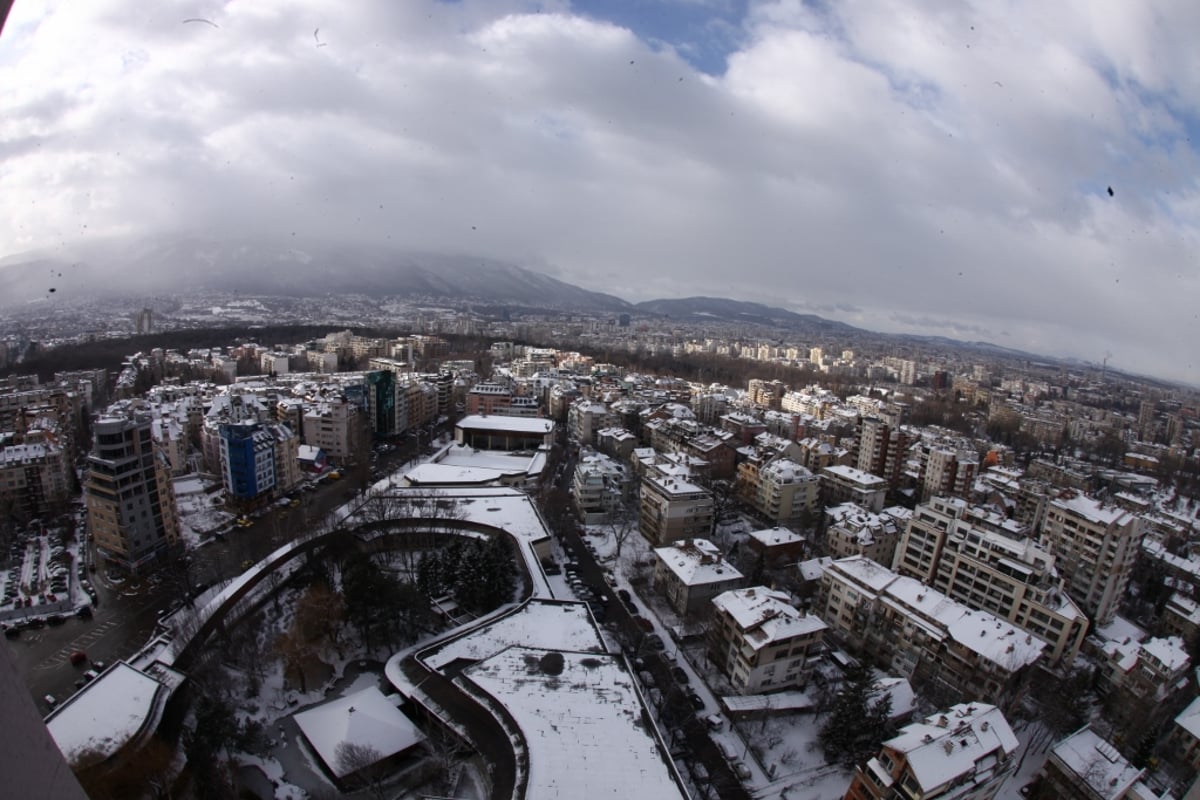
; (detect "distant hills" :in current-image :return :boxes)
[0,237,1050,365]
[0,237,632,313]
[634,297,861,335]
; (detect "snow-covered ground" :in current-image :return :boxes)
[173,474,234,546]
[575,515,1060,800]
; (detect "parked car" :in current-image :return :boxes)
[69,650,87,666]
[43,694,58,708]
[670,666,690,684]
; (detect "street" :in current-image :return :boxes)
[5,468,366,714]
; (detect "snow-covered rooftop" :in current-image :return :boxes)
[462,647,686,800]
[885,703,1018,795]
[822,464,886,487]
[712,587,827,649]
[293,686,425,779]
[884,576,1045,670]
[1049,727,1142,800]
[1176,696,1200,742]
[828,554,898,594]
[748,526,804,547]
[456,414,554,434]
[1051,492,1135,527]
[798,556,834,582]
[423,600,604,671]
[654,539,743,587]
[47,662,167,767]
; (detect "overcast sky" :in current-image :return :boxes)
[2,1,1199,384]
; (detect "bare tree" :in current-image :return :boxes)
[335,741,388,800]
[294,581,348,660]
[275,625,317,693]
[609,505,638,562]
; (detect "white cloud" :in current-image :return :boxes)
[0,0,1197,382]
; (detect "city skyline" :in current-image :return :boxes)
[1,1,1198,383]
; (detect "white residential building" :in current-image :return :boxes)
[708,586,827,694]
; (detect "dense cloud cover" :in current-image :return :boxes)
[1,1,1198,382]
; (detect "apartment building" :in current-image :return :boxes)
[856,417,911,491]
[0,436,72,520]
[1039,492,1142,626]
[567,399,614,447]
[817,557,1045,708]
[571,453,629,525]
[219,422,276,505]
[892,497,1087,665]
[85,405,180,573]
[824,503,910,566]
[744,458,820,526]
[1161,593,1200,649]
[639,473,714,546]
[708,586,827,694]
[272,423,301,494]
[1096,635,1192,734]
[746,526,807,567]
[652,538,744,617]
[201,391,271,472]
[465,382,513,416]
[302,396,367,463]
[1168,697,1200,776]
[820,465,887,512]
[1033,727,1160,800]
[845,703,1018,800]
[917,444,979,502]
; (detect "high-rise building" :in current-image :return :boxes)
[892,497,1087,665]
[219,422,277,505]
[85,404,180,573]
[855,417,910,490]
[1039,491,1142,626]
[135,307,153,334]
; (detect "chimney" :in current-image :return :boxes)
[943,740,954,755]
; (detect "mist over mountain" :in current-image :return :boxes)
[0,237,1120,379]
[634,297,861,335]
[0,237,633,313]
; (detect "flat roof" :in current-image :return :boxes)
[463,647,686,800]
[47,663,165,768]
[456,415,554,434]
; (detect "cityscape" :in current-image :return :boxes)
[1,293,1199,799]
[2,1,1200,799]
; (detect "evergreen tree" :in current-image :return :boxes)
[481,534,517,607]
[453,539,489,612]
[818,662,896,768]
[417,548,446,597]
